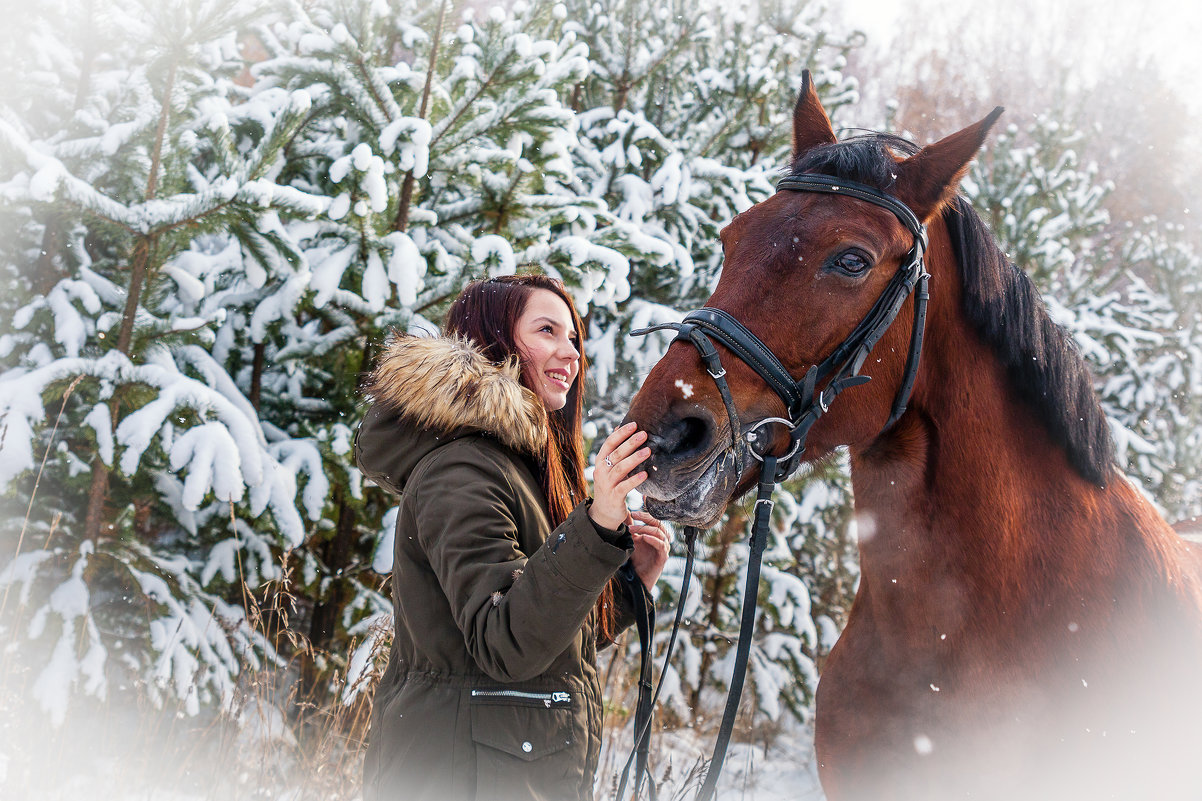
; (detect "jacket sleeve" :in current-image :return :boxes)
[408,444,633,683]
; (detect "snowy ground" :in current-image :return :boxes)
[2,690,826,801]
[598,723,826,801]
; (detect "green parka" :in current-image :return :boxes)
[355,335,641,801]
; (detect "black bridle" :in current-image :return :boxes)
[635,173,930,485]
[615,174,931,801]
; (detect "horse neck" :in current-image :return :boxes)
[846,280,1184,643]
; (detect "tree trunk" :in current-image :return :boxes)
[299,487,357,699]
[249,342,266,411]
[84,56,178,542]
[82,454,110,541]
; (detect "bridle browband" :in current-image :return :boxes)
[616,173,932,801]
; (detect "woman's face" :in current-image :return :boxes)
[513,288,581,411]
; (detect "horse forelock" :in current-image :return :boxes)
[787,132,919,190]
[787,132,1114,487]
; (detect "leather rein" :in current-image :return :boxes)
[615,173,931,800]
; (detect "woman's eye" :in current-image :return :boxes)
[832,250,871,276]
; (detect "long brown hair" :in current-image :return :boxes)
[444,274,615,640]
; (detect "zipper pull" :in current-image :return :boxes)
[551,691,570,704]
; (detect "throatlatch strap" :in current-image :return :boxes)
[887,271,929,428]
[695,455,778,801]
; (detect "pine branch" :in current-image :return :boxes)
[354,55,402,123]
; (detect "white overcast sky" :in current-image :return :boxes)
[833,0,1202,111]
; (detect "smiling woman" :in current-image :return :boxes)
[353,274,671,801]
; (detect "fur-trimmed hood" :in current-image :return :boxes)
[355,334,549,495]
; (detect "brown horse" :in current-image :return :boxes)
[626,74,1202,800]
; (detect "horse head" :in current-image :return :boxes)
[626,72,1002,527]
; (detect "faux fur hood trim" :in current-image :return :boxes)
[365,334,548,456]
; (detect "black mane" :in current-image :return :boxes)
[790,134,1114,486]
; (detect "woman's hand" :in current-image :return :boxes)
[590,422,649,531]
[629,511,671,591]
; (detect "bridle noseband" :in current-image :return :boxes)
[617,174,931,801]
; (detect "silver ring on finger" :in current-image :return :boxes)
[604,457,614,468]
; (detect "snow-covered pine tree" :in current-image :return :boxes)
[0,0,339,733]
[1090,221,1202,522]
[1,0,713,740]
[967,115,1111,286]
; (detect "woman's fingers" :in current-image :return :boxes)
[596,427,648,488]
[631,526,672,590]
[615,470,648,494]
[612,446,650,478]
[597,422,638,462]
[605,429,648,468]
[632,529,668,547]
[631,524,669,543]
[630,512,670,538]
[591,425,656,530]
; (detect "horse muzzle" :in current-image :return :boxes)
[629,410,754,528]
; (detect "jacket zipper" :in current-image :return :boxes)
[471,689,572,707]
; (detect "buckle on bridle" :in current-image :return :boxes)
[818,386,834,413]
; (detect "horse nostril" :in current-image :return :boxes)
[654,415,712,462]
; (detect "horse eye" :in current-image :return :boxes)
[831,250,872,276]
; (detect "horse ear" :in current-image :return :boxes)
[893,107,1005,221]
[792,70,837,161]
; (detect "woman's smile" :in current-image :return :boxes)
[544,368,571,390]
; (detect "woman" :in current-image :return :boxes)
[354,274,670,801]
